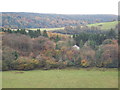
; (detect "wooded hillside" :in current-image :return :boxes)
[1,12,117,28]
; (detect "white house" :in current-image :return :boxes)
[73,45,80,50]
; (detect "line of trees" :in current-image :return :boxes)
[1,28,48,38]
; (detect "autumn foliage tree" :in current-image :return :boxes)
[96,40,118,67]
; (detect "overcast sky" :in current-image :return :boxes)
[0,0,119,15]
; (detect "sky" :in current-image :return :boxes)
[0,0,119,15]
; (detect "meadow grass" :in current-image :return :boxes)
[27,27,64,31]
[2,68,118,88]
[87,21,118,30]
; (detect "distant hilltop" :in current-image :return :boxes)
[1,12,117,29]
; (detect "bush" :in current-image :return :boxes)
[2,61,9,71]
[57,61,67,69]
[66,61,75,67]
[2,46,19,61]
[81,60,89,67]
[44,60,58,69]
[13,57,40,71]
[2,60,15,71]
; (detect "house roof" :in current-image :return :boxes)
[73,45,80,50]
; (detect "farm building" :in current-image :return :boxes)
[73,45,80,50]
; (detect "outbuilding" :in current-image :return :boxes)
[73,45,80,50]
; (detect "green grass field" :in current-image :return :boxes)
[26,27,64,31]
[28,21,118,31]
[87,21,118,30]
[2,68,118,88]
[11,27,64,32]
[11,21,118,31]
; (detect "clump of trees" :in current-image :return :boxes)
[2,28,118,71]
[73,29,117,48]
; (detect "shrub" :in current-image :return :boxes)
[2,61,9,71]
[66,61,75,67]
[81,60,89,67]
[2,60,15,71]
[44,60,58,69]
[74,57,81,67]
[13,57,40,70]
[57,61,66,69]
[2,46,19,61]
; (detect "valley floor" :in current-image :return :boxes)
[2,68,118,88]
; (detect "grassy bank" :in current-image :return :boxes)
[87,21,118,30]
[2,68,118,88]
